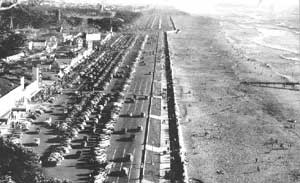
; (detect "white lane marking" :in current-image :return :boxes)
[133,79,144,113]
[109,149,117,175]
[119,148,127,171]
[139,80,149,114]
[126,80,139,113]
[132,79,139,93]
[136,78,143,94]
[150,114,162,120]
[127,148,136,183]
[112,149,117,160]
[159,17,162,30]
[151,16,156,29]
[144,80,150,96]
[140,99,145,115]
[111,35,123,47]
[116,148,127,183]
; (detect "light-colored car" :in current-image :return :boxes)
[33,138,40,146]
[10,137,21,145]
[125,153,133,162]
[137,125,143,132]
[98,141,110,148]
[45,117,52,126]
[121,167,129,176]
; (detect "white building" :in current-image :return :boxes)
[86,33,101,41]
[28,40,47,50]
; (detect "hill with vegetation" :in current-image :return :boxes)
[0,138,72,183]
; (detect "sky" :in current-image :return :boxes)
[55,0,299,15]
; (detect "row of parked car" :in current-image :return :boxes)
[40,47,119,167]
[41,37,134,181]
[87,42,141,183]
[43,92,114,166]
[41,34,145,182]
[86,35,147,183]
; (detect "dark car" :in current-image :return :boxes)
[75,150,82,158]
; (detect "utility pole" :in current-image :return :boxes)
[9,16,13,30]
[58,9,61,23]
[110,15,112,33]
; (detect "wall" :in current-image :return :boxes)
[0,85,24,117]
[23,80,39,100]
[0,79,39,117]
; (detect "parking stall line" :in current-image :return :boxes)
[108,149,117,175]
[139,79,147,96]
[133,80,144,113]
[126,80,139,114]
[112,148,117,161]
[139,99,145,115]
[143,80,150,96]
[125,102,131,114]
[131,80,138,93]
[120,148,127,171]
[127,148,136,183]
[116,148,127,183]
[135,78,143,94]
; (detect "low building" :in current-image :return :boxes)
[46,36,58,53]
[54,56,73,69]
[76,37,85,49]
[10,107,27,122]
[87,40,101,50]
[28,40,47,50]
[3,52,26,63]
[86,33,108,50]
[86,33,101,41]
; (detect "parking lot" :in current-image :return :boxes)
[11,13,174,183]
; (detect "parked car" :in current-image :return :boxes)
[36,127,40,134]
[10,137,21,145]
[121,128,127,134]
[81,141,87,148]
[75,150,82,159]
[137,125,143,132]
[121,167,129,176]
[33,138,40,146]
[124,153,133,162]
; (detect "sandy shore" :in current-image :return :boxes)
[168,14,300,183]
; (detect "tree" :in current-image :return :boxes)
[0,30,26,59]
[27,0,44,6]
[0,138,73,183]
[0,138,41,183]
[0,0,19,11]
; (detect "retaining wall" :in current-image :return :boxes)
[164,31,187,182]
[0,80,39,117]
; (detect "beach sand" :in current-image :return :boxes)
[168,13,300,183]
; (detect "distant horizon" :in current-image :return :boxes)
[44,0,299,15]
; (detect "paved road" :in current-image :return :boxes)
[20,12,173,183]
[105,15,164,183]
